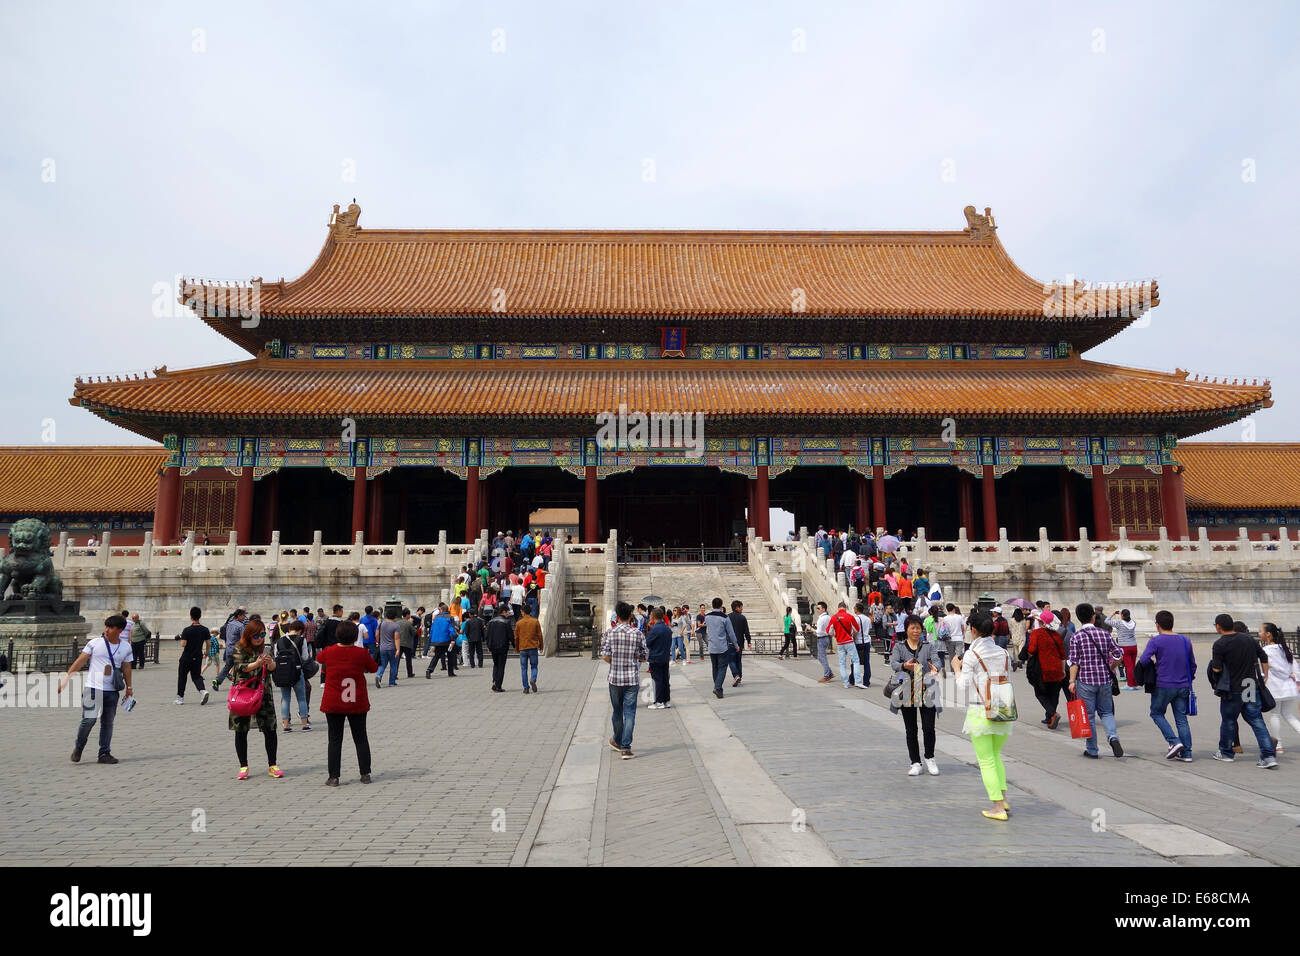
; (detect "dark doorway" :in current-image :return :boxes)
[884,467,964,540]
[480,467,584,538]
[995,467,1093,540]
[769,466,856,534]
[273,469,352,545]
[381,467,466,544]
[600,467,738,547]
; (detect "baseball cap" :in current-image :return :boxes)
[992,605,1003,614]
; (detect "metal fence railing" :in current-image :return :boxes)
[620,547,744,564]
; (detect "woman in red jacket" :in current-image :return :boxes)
[316,620,378,786]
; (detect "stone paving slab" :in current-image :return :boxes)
[0,654,594,865]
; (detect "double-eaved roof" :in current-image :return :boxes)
[181,204,1157,352]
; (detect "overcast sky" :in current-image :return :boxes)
[1,0,1296,448]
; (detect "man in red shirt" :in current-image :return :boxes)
[830,602,862,688]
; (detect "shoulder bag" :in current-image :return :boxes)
[1183,636,1198,716]
[971,647,1018,722]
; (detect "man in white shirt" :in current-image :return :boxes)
[510,580,526,621]
[813,601,833,683]
[941,604,967,661]
[854,601,873,688]
[59,615,133,764]
[840,546,857,571]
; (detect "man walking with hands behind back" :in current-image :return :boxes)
[601,601,648,759]
[486,603,514,692]
[727,600,751,687]
[703,598,740,700]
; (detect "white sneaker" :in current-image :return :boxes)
[925,758,940,776]
[199,689,210,705]
[173,697,184,705]
[663,702,672,708]
[908,762,923,776]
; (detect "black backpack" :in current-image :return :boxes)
[271,637,302,688]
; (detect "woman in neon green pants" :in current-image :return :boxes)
[955,612,1015,820]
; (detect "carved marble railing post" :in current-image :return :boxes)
[1037,527,1050,565]
[354,531,365,568]
[997,528,1010,562]
[226,531,239,569]
[1279,527,1292,558]
[309,531,322,572]
[53,531,69,570]
[956,527,971,564]
[1237,527,1252,557]
[1157,527,1172,561]
[394,530,407,568]
[180,532,193,570]
[1197,526,1211,564]
[437,530,448,566]
[139,532,152,570]
[269,531,280,569]
[98,530,112,568]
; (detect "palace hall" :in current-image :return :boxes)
[9,204,1282,548]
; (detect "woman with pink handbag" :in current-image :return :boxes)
[227,619,284,780]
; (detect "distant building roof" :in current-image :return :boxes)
[529,508,579,526]
[0,446,165,514]
[1180,442,1300,509]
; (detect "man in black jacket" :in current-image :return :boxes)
[727,600,752,688]
[485,604,514,692]
[1208,613,1276,766]
[463,612,486,668]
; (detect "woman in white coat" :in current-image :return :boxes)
[1260,623,1300,751]
[955,612,1015,820]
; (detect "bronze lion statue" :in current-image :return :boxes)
[1,518,64,600]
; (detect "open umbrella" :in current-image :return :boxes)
[1004,597,1035,611]
[877,534,900,553]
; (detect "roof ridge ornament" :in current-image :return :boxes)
[329,201,362,238]
[963,205,996,240]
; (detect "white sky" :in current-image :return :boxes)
[1,0,1296,446]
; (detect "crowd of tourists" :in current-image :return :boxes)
[58,529,558,784]
[54,519,1300,819]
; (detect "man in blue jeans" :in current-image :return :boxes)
[601,601,647,759]
[59,615,134,764]
[1067,602,1124,759]
[1208,613,1277,767]
[1138,610,1196,760]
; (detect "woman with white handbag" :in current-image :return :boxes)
[955,613,1017,821]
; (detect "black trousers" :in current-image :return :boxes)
[855,643,872,685]
[649,661,670,703]
[177,654,206,697]
[901,705,936,763]
[779,631,799,657]
[1034,680,1063,719]
[326,712,371,778]
[131,640,147,668]
[728,644,743,678]
[235,726,277,767]
[399,647,415,677]
[425,642,457,676]
[490,647,508,689]
[466,641,484,668]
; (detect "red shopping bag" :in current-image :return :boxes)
[1067,698,1092,739]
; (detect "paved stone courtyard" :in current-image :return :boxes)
[2,644,1297,866]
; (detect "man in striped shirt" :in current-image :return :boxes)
[1068,602,1125,759]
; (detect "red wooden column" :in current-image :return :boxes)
[1091,465,1113,539]
[153,466,181,545]
[233,466,254,543]
[746,478,758,530]
[871,465,886,533]
[853,471,870,533]
[583,466,599,542]
[755,465,771,540]
[367,473,385,544]
[1059,468,1077,539]
[351,466,367,541]
[464,466,480,543]
[981,464,998,541]
[1162,464,1188,539]
[958,470,975,535]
